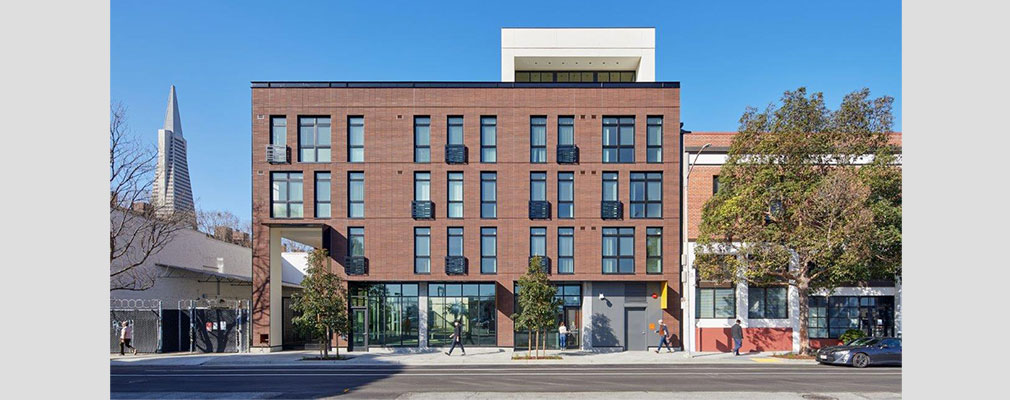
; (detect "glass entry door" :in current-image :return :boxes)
[564,307,581,349]
[351,308,367,351]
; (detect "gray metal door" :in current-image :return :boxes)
[624,307,647,351]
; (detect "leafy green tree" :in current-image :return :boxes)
[512,256,561,359]
[291,248,349,359]
[694,87,901,354]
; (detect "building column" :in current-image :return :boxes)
[581,282,593,349]
[789,284,801,353]
[894,277,902,337]
[418,282,428,349]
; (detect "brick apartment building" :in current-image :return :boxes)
[251,28,685,352]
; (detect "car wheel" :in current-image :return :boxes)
[851,353,870,368]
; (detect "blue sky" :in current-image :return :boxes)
[112,0,901,222]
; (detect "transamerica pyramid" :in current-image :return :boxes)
[151,85,196,226]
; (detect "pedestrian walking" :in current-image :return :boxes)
[119,321,137,355]
[731,319,744,356]
[655,319,674,353]
[445,320,466,356]
[558,321,568,349]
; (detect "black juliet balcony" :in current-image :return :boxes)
[528,201,551,220]
[344,256,368,275]
[556,145,579,164]
[411,200,434,220]
[444,144,468,164]
[601,201,624,220]
[445,256,468,275]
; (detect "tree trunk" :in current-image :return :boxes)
[527,328,532,359]
[796,279,811,355]
[535,330,540,359]
[323,327,330,359]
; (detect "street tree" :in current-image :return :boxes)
[694,87,901,354]
[110,103,189,291]
[291,248,349,359]
[512,256,560,359]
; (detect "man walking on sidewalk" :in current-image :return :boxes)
[655,319,674,353]
[119,321,137,355]
[445,320,466,356]
[731,319,744,356]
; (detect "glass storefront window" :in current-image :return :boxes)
[808,295,895,339]
[349,283,419,347]
[514,283,582,350]
[428,283,497,347]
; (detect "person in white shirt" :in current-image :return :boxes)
[119,321,137,355]
[558,321,569,349]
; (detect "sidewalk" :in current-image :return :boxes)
[111,348,815,367]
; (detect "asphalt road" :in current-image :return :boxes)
[111,363,901,399]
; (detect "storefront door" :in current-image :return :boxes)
[351,308,367,351]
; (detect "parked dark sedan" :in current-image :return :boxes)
[816,337,901,367]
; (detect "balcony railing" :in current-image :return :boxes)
[445,144,468,164]
[344,256,368,275]
[557,145,579,164]
[528,200,551,220]
[445,256,468,275]
[601,201,624,220]
[265,144,289,164]
[529,256,551,275]
[411,200,435,220]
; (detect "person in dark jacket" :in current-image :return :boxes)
[445,320,466,356]
[731,319,744,356]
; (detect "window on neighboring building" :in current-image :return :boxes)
[530,227,547,261]
[447,172,463,218]
[414,172,430,201]
[271,116,286,145]
[530,172,546,202]
[630,172,662,218]
[646,227,662,273]
[646,116,662,163]
[447,116,463,146]
[558,116,574,146]
[713,175,720,195]
[347,116,364,162]
[448,227,463,256]
[557,172,574,218]
[602,227,634,274]
[271,172,303,218]
[697,288,736,319]
[748,286,788,319]
[348,227,365,257]
[315,172,330,218]
[348,172,364,218]
[481,172,496,218]
[530,116,547,163]
[558,227,574,274]
[602,172,619,201]
[602,117,634,163]
[298,117,331,162]
[481,227,497,274]
[809,296,896,339]
[414,116,430,163]
[481,116,496,163]
[414,227,430,274]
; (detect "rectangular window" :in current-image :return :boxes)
[348,116,364,162]
[697,288,736,319]
[530,172,546,201]
[414,227,430,274]
[314,172,330,218]
[447,227,463,256]
[348,227,365,257]
[558,227,574,274]
[481,172,497,218]
[298,117,330,162]
[630,172,662,218]
[807,296,895,339]
[558,116,574,146]
[481,116,497,163]
[427,283,497,346]
[480,227,497,274]
[414,172,430,201]
[646,116,663,163]
[271,172,303,218]
[602,116,634,163]
[748,286,788,319]
[271,116,287,145]
[602,227,634,274]
[447,116,463,145]
[530,116,547,163]
[414,116,430,163]
[557,172,574,218]
[602,172,619,201]
[713,175,720,195]
[447,172,463,218]
[348,172,364,218]
[646,227,662,274]
[530,227,546,258]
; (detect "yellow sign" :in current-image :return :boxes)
[660,284,668,309]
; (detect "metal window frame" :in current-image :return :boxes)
[297,116,331,163]
[630,172,662,219]
[447,115,464,146]
[557,116,575,146]
[697,287,737,319]
[601,227,635,274]
[646,116,663,163]
[347,227,365,257]
[529,227,547,258]
[414,116,431,163]
[557,172,574,219]
[447,227,464,257]
[602,116,635,163]
[480,116,497,163]
[530,116,548,163]
[314,171,331,219]
[557,227,575,274]
[645,227,662,274]
[414,227,431,274]
[530,171,547,202]
[347,116,365,162]
[713,175,720,195]
[602,171,619,202]
[480,227,497,274]
[480,172,497,219]
[447,171,463,219]
[270,116,287,146]
[270,172,303,219]
[414,171,431,201]
[347,171,364,218]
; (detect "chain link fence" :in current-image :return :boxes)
[110,299,162,354]
[112,298,250,353]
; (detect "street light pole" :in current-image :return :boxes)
[682,142,710,358]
